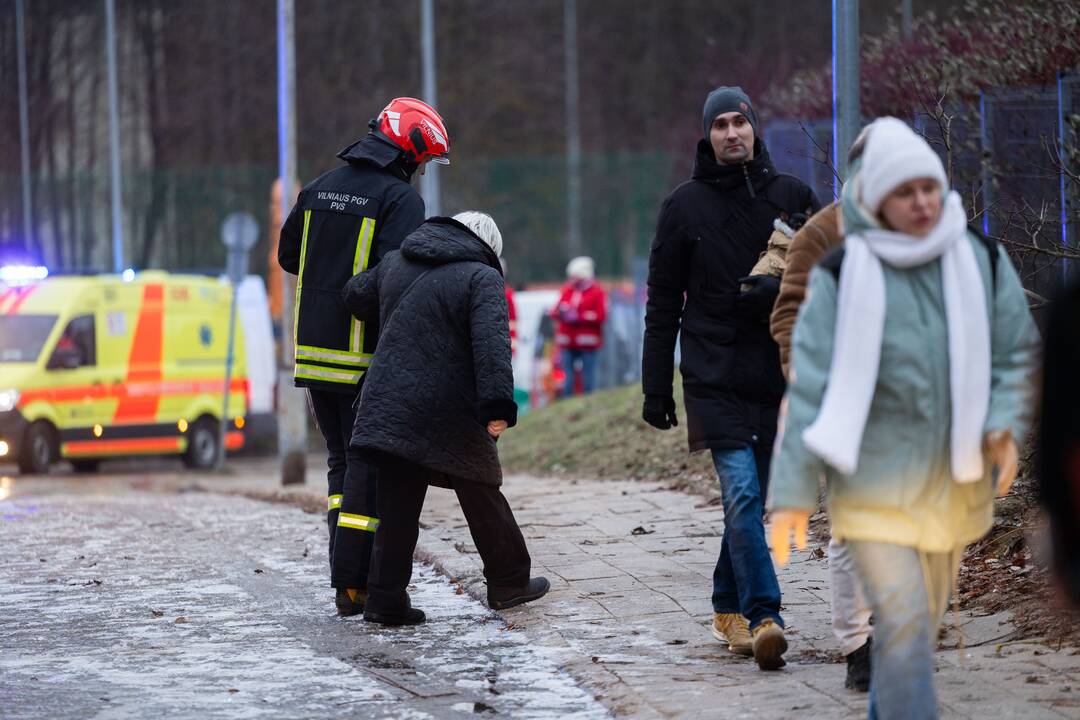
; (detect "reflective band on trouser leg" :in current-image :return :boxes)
[338,512,380,533]
[328,494,343,512]
[294,363,363,385]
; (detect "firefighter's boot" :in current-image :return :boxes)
[335,588,366,617]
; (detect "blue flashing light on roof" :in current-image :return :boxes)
[121,268,136,282]
[0,265,48,286]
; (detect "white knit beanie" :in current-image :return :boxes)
[566,256,595,281]
[453,211,503,258]
[859,117,948,214]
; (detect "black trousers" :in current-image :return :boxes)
[366,460,532,613]
[307,387,378,590]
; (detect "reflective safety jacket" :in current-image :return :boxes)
[279,135,425,393]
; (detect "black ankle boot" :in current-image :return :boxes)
[487,577,550,610]
[363,604,426,626]
[335,588,366,617]
[845,638,872,692]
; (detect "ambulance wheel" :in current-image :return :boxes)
[18,421,57,475]
[71,459,101,474]
[183,417,219,469]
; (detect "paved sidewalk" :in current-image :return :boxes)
[222,460,1079,719]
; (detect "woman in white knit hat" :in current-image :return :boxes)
[767,117,1039,719]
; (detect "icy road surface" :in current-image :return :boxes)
[0,485,608,719]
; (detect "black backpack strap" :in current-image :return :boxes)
[819,245,846,281]
[819,229,998,290]
[967,224,998,291]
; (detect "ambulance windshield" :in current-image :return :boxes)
[0,315,58,363]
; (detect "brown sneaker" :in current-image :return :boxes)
[751,619,788,670]
[711,612,753,656]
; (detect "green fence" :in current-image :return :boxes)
[2,151,680,284]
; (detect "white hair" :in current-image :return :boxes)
[566,256,595,281]
[453,211,503,258]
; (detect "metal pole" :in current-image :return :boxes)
[901,0,913,40]
[419,0,441,217]
[277,0,307,485]
[832,0,860,191]
[217,283,240,469]
[105,0,124,272]
[979,92,993,237]
[564,0,583,258]
[1058,72,1073,280]
[15,0,33,252]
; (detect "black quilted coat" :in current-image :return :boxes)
[344,217,518,487]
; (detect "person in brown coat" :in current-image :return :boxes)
[770,205,842,374]
[768,125,875,691]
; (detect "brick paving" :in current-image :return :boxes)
[224,459,1079,719]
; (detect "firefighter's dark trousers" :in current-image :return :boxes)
[308,387,377,590]
[366,460,532,614]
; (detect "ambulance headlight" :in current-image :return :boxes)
[0,389,19,412]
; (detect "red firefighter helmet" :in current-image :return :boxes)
[376,97,450,165]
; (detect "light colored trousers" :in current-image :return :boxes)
[830,538,873,655]
[848,540,962,720]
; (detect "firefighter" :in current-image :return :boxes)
[278,97,449,616]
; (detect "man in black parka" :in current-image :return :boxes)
[278,98,447,617]
[343,211,549,625]
[641,87,820,670]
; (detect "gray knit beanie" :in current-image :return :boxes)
[702,86,759,139]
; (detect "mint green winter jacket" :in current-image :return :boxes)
[767,185,1040,552]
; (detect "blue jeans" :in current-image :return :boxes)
[711,445,783,630]
[847,541,961,720]
[561,348,598,396]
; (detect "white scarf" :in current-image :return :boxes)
[802,191,990,482]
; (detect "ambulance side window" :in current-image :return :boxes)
[49,314,96,368]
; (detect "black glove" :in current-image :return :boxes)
[642,394,678,430]
[737,275,781,324]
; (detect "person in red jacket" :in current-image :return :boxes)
[553,256,606,396]
[502,258,517,357]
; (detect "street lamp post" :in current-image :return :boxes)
[15,0,33,253]
[832,0,861,191]
[105,0,124,271]
[276,0,307,485]
[420,0,441,217]
[564,0,583,259]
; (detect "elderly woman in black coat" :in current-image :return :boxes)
[343,211,549,625]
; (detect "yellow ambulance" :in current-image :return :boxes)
[0,269,276,474]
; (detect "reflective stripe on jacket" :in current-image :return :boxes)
[279,135,425,393]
